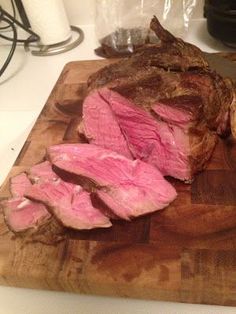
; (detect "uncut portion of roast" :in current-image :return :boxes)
[80,16,236,182]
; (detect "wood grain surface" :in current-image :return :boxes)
[0,56,236,306]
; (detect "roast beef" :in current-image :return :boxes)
[10,172,32,198]
[81,17,236,181]
[80,91,132,158]
[48,143,177,220]
[96,88,217,181]
[87,56,233,138]
[25,161,112,230]
[144,16,209,70]
[88,16,209,89]
[2,173,51,233]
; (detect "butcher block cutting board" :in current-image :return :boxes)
[1,53,236,306]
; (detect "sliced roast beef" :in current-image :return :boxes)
[101,88,192,179]
[10,173,32,198]
[83,17,235,181]
[80,91,132,158]
[88,66,233,138]
[25,161,112,230]
[48,143,177,220]
[151,95,201,125]
[2,173,51,233]
[151,96,219,176]
[28,160,58,182]
[2,198,51,233]
[81,88,217,181]
[87,17,235,137]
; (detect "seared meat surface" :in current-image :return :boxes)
[81,16,235,181]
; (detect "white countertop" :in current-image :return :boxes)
[0,20,235,314]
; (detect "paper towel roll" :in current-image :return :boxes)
[22,0,71,45]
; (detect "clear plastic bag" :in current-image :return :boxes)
[95,0,197,57]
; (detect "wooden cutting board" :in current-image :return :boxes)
[0,55,236,306]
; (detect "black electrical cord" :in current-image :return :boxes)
[0,0,15,30]
[0,32,38,43]
[0,17,17,77]
[0,5,40,77]
[0,1,37,44]
[0,6,39,38]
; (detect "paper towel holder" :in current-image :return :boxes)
[16,0,84,56]
[25,25,84,56]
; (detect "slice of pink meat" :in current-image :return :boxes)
[99,88,191,181]
[2,173,51,233]
[10,173,32,198]
[25,161,112,230]
[151,95,203,125]
[3,198,50,233]
[81,90,132,158]
[28,160,58,182]
[48,143,177,220]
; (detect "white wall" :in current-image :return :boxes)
[191,0,204,19]
[0,0,13,12]
[0,0,204,28]
[0,0,95,27]
[64,0,95,25]
[0,0,19,25]
[63,0,204,25]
